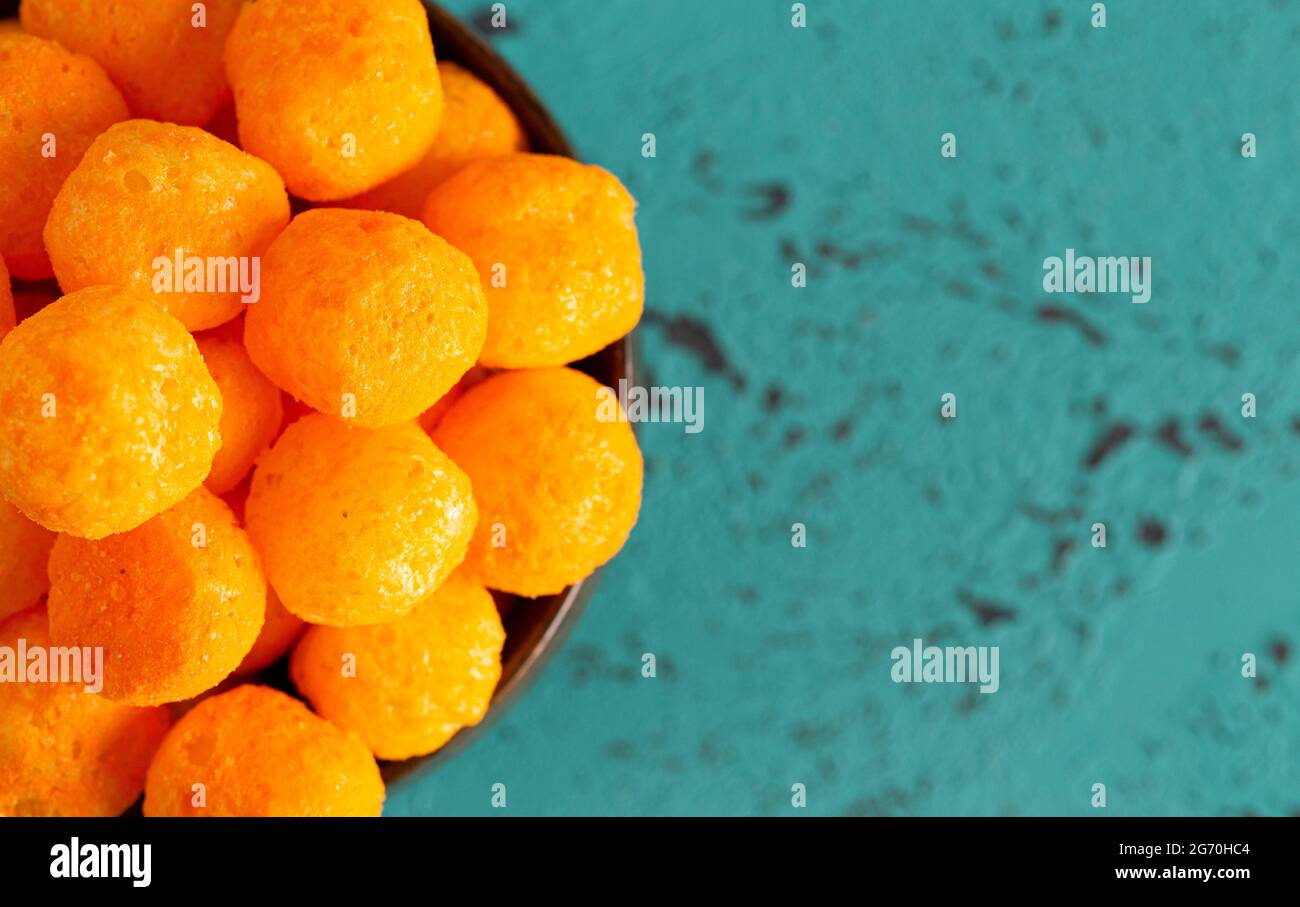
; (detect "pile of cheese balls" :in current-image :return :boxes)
[0,0,643,816]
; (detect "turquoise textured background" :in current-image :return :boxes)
[389,0,1300,816]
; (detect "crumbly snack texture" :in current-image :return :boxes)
[196,330,284,495]
[246,415,477,626]
[20,0,244,126]
[0,286,222,539]
[0,607,172,817]
[244,208,486,427]
[143,685,384,817]
[44,119,290,331]
[225,0,444,201]
[0,33,129,279]
[47,487,266,705]
[233,587,306,678]
[432,368,643,597]
[291,570,504,759]
[423,154,644,368]
[0,497,55,621]
[338,61,527,219]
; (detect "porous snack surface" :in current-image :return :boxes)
[339,61,527,219]
[0,286,222,539]
[0,498,55,621]
[225,0,444,201]
[433,368,643,597]
[144,685,384,817]
[423,153,644,368]
[291,571,505,759]
[47,487,265,706]
[233,587,305,677]
[20,0,244,126]
[44,119,291,331]
[0,32,129,280]
[246,414,477,626]
[195,329,284,496]
[244,208,486,427]
[0,607,171,817]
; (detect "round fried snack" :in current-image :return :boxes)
[233,587,305,677]
[225,0,443,201]
[0,499,55,621]
[0,257,14,338]
[196,331,283,496]
[244,209,486,427]
[291,571,504,759]
[339,61,526,219]
[144,685,384,817]
[423,153,644,368]
[432,368,643,597]
[20,0,243,126]
[0,286,222,539]
[47,487,265,706]
[0,607,171,817]
[247,415,476,627]
[0,33,129,280]
[44,119,290,331]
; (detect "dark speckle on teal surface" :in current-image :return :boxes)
[388,0,1300,816]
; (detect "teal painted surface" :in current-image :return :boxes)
[389,0,1300,816]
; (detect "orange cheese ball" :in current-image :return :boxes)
[225,0,443,202]
[423,153,644,368]
[339,61,527,219]
[196,331,284,496]
[0,500,55,621]
[20,0,243,126]
[0,607,171,817]
[0,286,222,539]
[0,33,129,280]
[0,258,13,338]
[144,685,384,817]
[291,570,504,760]
[44,119,290,331]
[244,209,486,427]
[233,587,305,677]
[246,414,476,627]
[47,487,265,706]
[432,368,643,597]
